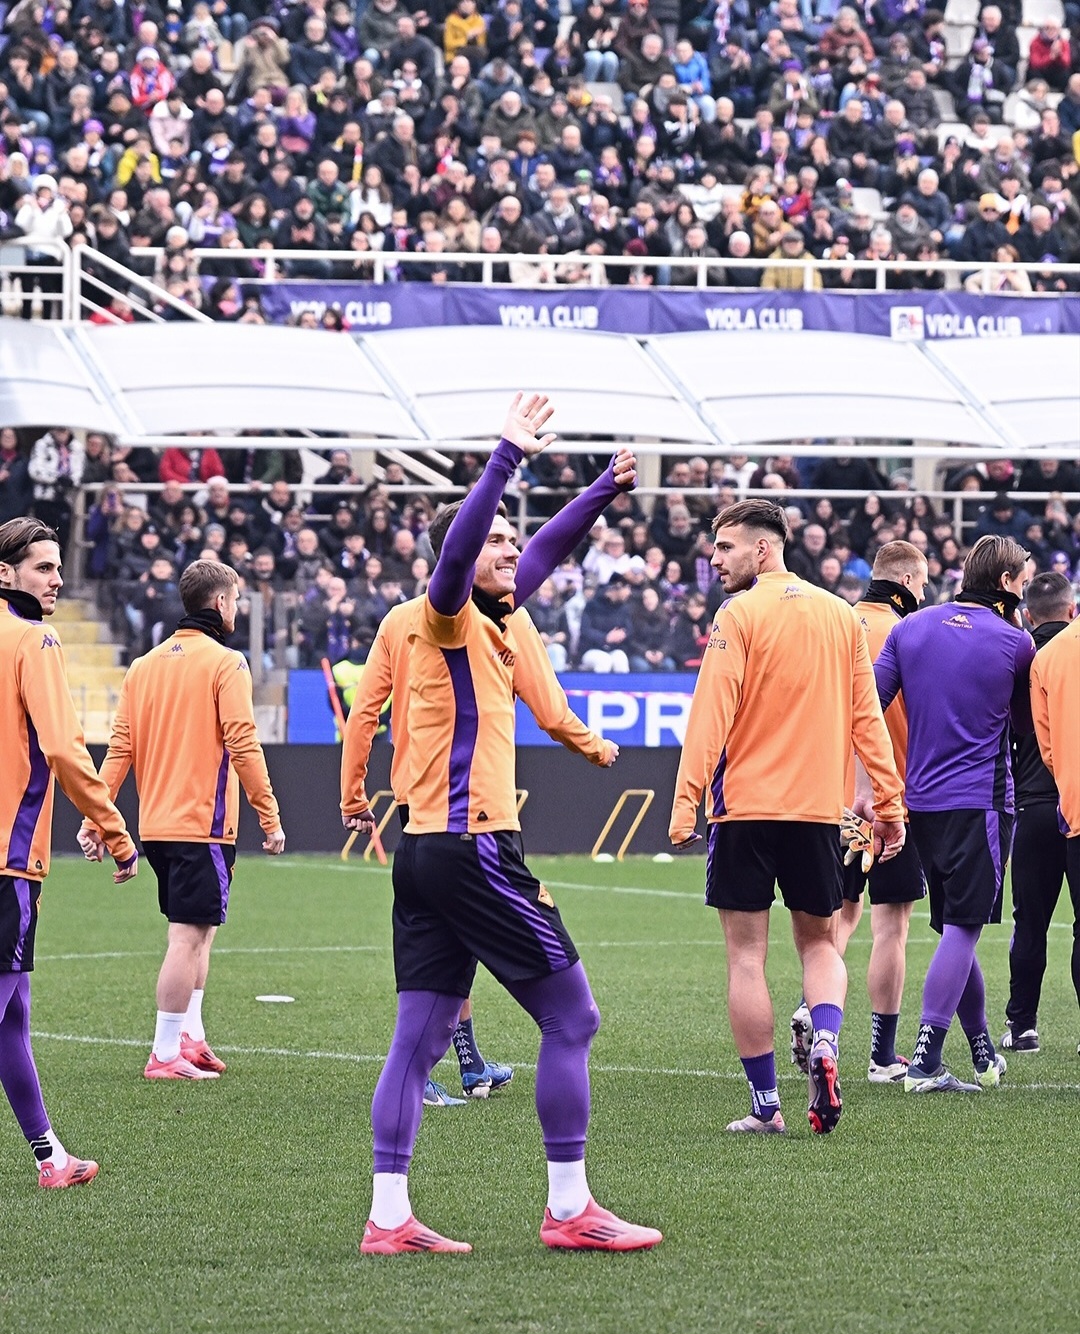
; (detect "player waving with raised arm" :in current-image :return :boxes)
[359,394,662,1256]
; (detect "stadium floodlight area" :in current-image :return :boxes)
[3,322,1078,458]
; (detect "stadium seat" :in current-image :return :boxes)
[1016,26,1037,58]
[943,0,980,23]
[935,121,969,149]
[851,186,886,220]
[1022,0,1064,24]
[584,82,624,106]
[931,87,957,121]
[944,23,976,59]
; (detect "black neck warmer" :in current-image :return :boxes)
[471,585,513,632]
[177,607,227,643]
[861,579,919,617]
[0,589,44,620]
[956,588,1022,623]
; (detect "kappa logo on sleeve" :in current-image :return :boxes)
[40,633,58,649]
[237,658,249,671]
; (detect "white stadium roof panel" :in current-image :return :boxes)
[642,330,1012,447]
[0,325,125,434]
[360,328,713,443]
[928,336,1080,451]
[79,324,421,438]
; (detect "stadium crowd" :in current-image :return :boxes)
[2,0,1080,315]
[2,422,1077,668]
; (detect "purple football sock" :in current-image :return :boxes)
[371,989,464,1175]
[740,1051,780,1121]
[506,962,600,1163]
[810,1003,844,1049]
[0,974,50,1142]
[956,956,988,1038]
[921,923,983,1028]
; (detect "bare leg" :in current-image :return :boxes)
[718,909,773,1056]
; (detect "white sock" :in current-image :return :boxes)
[152,1011,185,1062]
[370,1173,412,1230]
[546,1160,590,1221]
[183,989,206,1042]
[32,1129,69,1170]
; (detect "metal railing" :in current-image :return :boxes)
[2,242,1076,323]
[51,244,1080,317]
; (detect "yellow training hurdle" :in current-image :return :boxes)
[590,789,655,862]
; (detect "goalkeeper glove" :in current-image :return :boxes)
[840,808,875,874]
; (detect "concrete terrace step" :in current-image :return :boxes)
[53,619,109,644]
[61,642,123,669]
[51,598,99,622]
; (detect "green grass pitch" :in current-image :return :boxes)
[3,853,1079,1334]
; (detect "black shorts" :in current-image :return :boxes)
[842,830,927,906]
[143,841,236,925]
[705,820,843,918]
[908,809,1014,934]
[391,830,579,995]
[0,875,39,973]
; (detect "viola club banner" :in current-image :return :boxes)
[251,283,1078,338]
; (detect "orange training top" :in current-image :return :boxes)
[1029,617,1080,837]
[844,599,909,806]
[670,570,904,840]
[340,600,609,815]
[96,628,280,843]
[0,597,135,880]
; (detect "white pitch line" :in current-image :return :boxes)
[27,1031,1080,1094]
[32,935,1057,964]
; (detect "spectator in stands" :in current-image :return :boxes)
[974,8,1019,90]
[627,586,674,672]
[975,493,1034,541]
[528,579,572,672]
[1027,21,1073,94]
[578,573,633,673]
[0,429,33,526]
[761,227,822,288]
[957,192,1011,262]
[787,520,827,583]
[159,441,227,484]
[28,426,84,547]
[668,589,710,669]
[949,37,1012,123]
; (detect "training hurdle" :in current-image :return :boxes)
[338,789,398,864]
[590,789,655,862]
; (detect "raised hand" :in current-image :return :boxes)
[611,448,637,490]
[502,392,557,458]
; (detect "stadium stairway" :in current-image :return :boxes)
[53,595,126,744]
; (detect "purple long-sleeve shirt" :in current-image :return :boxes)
[874,603,1036,814]
[428,446,633,616]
